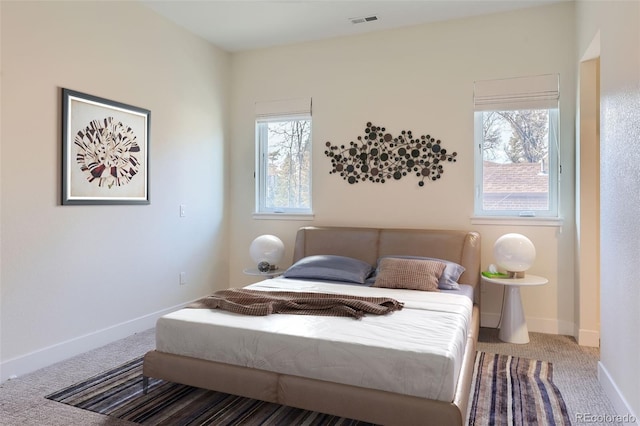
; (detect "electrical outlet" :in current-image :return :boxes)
[180,272,187,285]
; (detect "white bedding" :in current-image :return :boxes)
[155,277,473,401]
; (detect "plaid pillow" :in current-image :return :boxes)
[373,257,445,291]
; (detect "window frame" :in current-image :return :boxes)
[255,115,313,216]
[473,107,560,219]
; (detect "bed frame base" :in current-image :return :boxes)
[142,305,479,426]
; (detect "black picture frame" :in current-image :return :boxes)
[62,88,150,205]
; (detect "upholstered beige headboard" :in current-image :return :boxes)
[292,226,481,304]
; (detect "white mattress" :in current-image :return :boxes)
[155,278,473,401]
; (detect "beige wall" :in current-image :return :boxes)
[576,57,601,347]
[0,1,230,380]
[576,0,640,419]
[229,2,577,335]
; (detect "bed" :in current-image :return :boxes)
[143,226,481,426]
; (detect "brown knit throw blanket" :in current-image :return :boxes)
[187,288,404,319]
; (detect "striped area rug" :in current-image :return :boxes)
[46,352,571,425]
[45,356,372,425]
[468,352,571,426]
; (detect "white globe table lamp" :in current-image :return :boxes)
[493,233,536,278]
[250,235,285,272]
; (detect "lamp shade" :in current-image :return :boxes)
[249,235,285,270]
[493,233,536,275]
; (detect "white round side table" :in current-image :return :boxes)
[482,274,548,344]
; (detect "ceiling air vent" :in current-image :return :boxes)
[350,15,378,24]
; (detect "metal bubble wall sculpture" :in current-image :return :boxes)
[324,122,457,187]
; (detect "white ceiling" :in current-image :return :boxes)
[141,0,565,52]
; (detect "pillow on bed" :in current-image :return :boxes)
[373,255,465,290]
[372,257,445,291]
[283,255,374,284]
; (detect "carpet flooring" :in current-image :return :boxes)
[0,328,620,425]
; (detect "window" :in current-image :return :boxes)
[474,75,560,218]
[255,98,312,215]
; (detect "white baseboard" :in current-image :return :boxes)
[480,312,575,336]
[598,362,639,425]
[527,316,575,336]
[578,328,600,347]
[0,301,190,383]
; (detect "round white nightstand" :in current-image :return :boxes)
[242,268,283,278]
[482,274,548,344]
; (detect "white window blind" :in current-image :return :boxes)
[255,97,312,120]
[474,74,559,111]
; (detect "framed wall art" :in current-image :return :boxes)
[62,88,150,205]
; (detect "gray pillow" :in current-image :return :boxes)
[374,255,465,290]
[283,255,374,284]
